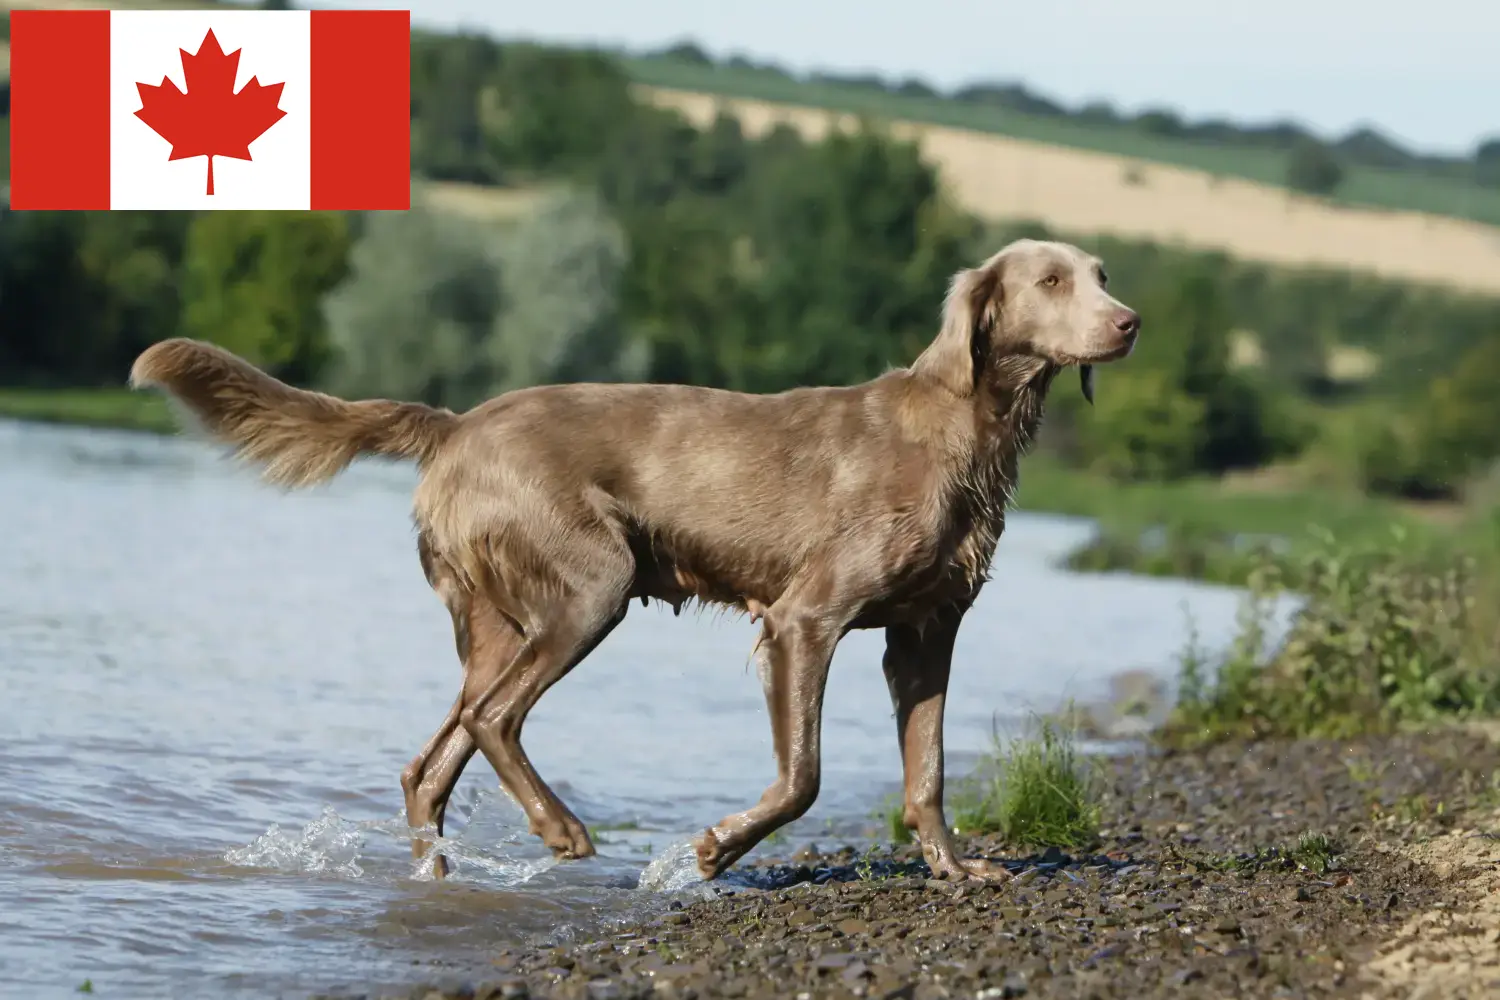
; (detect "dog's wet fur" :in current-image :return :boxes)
[131,239,1139,882]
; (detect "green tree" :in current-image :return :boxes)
[409,31,504,183]
[1413,335,1500,487]
[1354,334,1500,500]
[1477,138,1500,188]
[323,204,505,408]
[1077,369,1205,481]
[1286,140,1344,196]
[618,195,758,388]
[1065,257,1294,480]
[0,211,190,384]
[324,189,637,409]
[486,44,642,181]
[608,121,972,393]
[179,211,350,381]
[738,127,975,390]
[487,187,642,390]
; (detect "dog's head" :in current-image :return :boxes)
[917,239,1140,403]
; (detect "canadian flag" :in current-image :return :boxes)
[9,9,410,211]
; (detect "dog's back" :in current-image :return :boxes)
[131,338,980,620]
[415,374,975,620]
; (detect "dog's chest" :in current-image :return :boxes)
[869,420,1031,626]
[855,499,1007,630]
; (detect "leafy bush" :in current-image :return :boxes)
[1076,369,1204,481]
[487,186,643,388]
[1345,334,1500,501]
[1286,140,1345,196]
[323,204,503,408]
[1162,529,1499,747]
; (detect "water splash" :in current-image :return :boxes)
[408,788,559,886]
[225,806,367,877]
[637,840,703,892]
[415,837,557,887]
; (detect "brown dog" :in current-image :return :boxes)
[131,238,1138,882]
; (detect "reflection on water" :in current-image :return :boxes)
[0,419,1291,999]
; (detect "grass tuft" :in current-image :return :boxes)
[952,715,1101,850]
[1181,832,1342,877]
[878,793,913,846]
[1290,832,1341,875]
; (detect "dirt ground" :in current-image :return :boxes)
[640,87,1500,297]
[328,729,1500,1000]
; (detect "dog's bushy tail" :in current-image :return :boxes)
[130,338,458,489]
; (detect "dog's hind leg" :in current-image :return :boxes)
[403,593,548,875]
[401,696,476,877]
[459,534,633,861]
[402,531,484,876]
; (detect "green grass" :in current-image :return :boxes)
[1180,832,1343,877]
[951,715,1102,850]
[1289,832,1341,875]
[876,793,913,846]
[1017,453,1426,548]
[625,56,1500,228]
[0,388,176,435]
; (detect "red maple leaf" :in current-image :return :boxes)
[134,29,287,196]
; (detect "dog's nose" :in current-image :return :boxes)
[1114,310,1141,336]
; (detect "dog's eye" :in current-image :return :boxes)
[1098,271,1109,288]
[1041,275,1060,288]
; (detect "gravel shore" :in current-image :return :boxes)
[325,729,1500,1000]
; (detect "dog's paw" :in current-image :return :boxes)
[693,826,725,880]
[931,856,1012,883]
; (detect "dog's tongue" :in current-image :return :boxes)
[1080,364,1095,405]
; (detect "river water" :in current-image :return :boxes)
[0,419,1269,999]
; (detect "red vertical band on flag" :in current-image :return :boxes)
[309,10,410,211]
[9,10,112,210]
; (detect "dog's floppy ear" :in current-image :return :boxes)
[914,261,1002,396]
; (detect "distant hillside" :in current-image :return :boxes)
[626,50,1500,230]
[642,87,1500,296]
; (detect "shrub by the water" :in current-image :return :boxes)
[1162,529,1499,747]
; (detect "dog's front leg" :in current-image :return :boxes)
[694,607,842,880]
[883,609,1010,882]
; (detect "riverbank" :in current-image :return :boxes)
[324,727,1500,1000]
[0,388,176,435]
